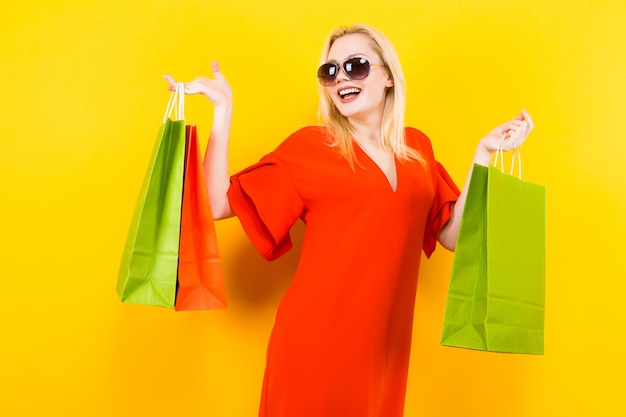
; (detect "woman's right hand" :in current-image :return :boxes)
[163,61,232,109]
[164,61,234,220]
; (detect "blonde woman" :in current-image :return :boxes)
[165,23,532,417]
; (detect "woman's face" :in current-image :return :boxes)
[324,33,393,124]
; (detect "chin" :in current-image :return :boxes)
[333,102,360,118]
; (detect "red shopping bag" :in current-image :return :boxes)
[175,125,229,311]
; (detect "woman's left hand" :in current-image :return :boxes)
[474,109,534,165]
[440,109,536,250]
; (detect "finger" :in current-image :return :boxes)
[512,112,533,136]
[522,108,535,130]
[513,112,525,121]
[163,74,177,87]
[505,125,526,142]
[503,135,523,150]
[505,130,518,141]
[211,60,225,79]
[502,121,521,134]
[511,120,530,140]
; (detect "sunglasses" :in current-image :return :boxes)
[317,57,384,86]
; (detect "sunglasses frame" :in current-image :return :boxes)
[317,57,385,86]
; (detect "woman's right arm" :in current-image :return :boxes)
[164,61,234,220]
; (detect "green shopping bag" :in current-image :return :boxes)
[440,151,546,354]
[117,84,186,308]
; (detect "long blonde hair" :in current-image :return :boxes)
[318,24,421,166]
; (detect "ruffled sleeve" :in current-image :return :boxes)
[422,161,460,258]
[227,153,305,261]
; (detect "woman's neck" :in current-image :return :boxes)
[349,116,383,147]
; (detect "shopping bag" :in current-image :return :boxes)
[440,149,546,354]
[117,84,186,308]
[175,125,229,311]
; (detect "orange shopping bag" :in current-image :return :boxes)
[175,125,229,311]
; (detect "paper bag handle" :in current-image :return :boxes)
[163,82,185,123]
[494,134,522,179]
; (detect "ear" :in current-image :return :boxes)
[385,78,394,87]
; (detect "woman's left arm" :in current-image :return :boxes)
[438,109,535,251]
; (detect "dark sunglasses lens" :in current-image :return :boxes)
[318,63,338,85]
[317,58,372,85]
[344,58,370,80]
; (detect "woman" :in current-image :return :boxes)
[165,23,532,417]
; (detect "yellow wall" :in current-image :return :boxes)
[1,0,624,416]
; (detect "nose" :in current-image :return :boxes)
[335,65,350,84]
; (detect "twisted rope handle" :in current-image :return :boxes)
[494,134,522,179]
[162,82,185,123]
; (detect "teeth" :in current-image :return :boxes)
[339,88,361,97]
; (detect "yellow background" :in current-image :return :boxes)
[1,0,624,416]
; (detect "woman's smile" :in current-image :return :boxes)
[338,87,362,101]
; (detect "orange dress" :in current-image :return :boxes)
[228,126,459,417]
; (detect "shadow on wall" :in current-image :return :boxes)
[227,220,305,309]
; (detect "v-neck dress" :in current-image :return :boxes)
[227,126,459,417]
